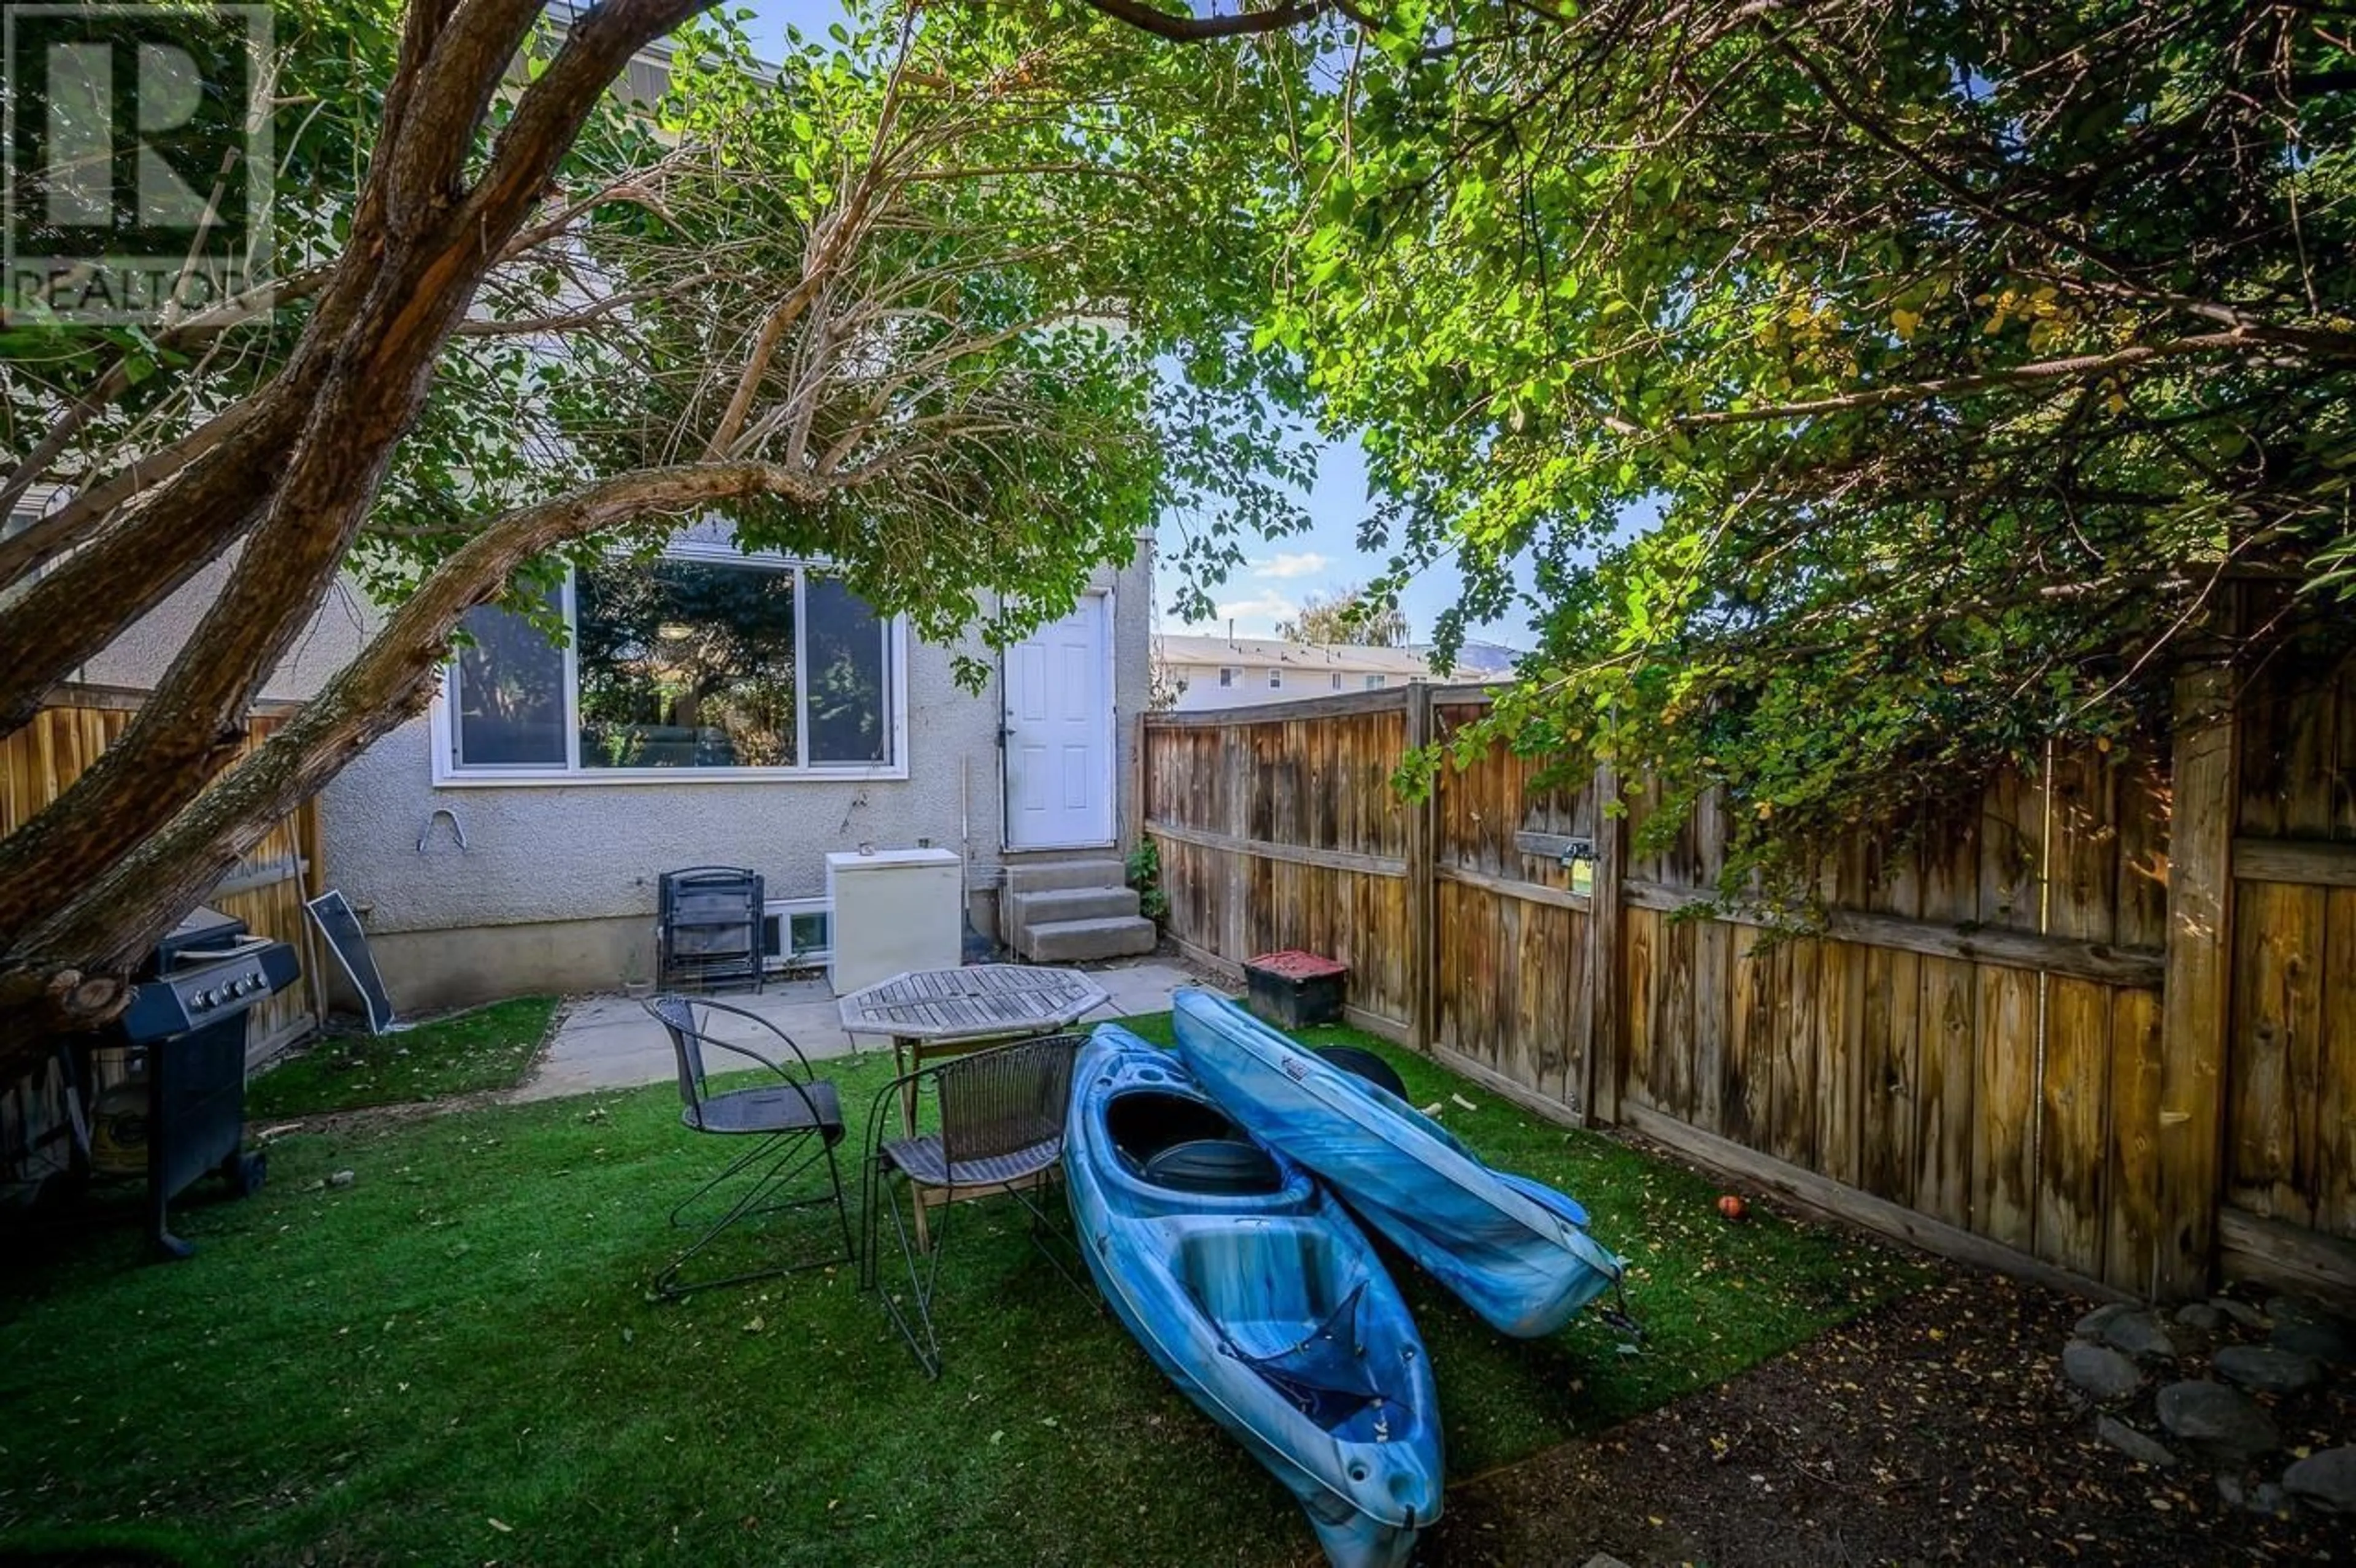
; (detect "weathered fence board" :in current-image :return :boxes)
[1146,645,2356,1301]
[2218,650,2356,1296]
[1,689,323,1190]
[1145,696,1413,1034]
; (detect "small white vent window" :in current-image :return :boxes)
[761,899,832,972]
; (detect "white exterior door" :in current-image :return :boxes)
[1004,594,1114,849]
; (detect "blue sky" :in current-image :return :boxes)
[736,0,1538,648]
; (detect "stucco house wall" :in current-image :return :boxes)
[75,537,1152,1011]
[77,548,376,703]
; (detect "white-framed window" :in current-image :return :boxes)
[433,543,908,785]
[1217,666,1237,688]
[761,898,833,971]
[1268,668,1282,690]
[1330,672,1343,691]
[1363,674,1387,690]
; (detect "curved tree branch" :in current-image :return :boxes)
[0,460,821,1051]
[0,270,328,525]
[0,396,270,596]
[0,0,728,934]
[1671,331,2273,428]
[1076,0,1341,42]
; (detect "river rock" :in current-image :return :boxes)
[2273,1318,2356,1368]
[2156,1380,2280,1459]
[2096,1415,2177,1469]
[2075,1302,2134,1339]
[2174,1302,2225,1334]
[2100,1308,2181,1362]
[2284,1447,2356,1514]
[2064,1342,2145,1401]
[2214,1343,2323,1396]
[2268,1294,2328,1329]
[2211,1296,2268,1331]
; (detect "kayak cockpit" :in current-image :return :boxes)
[1173,1222,1419,1442]
[1107,1088,1288,1196]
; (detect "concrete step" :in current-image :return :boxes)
[1004,858,1128,897]
[1008,885,1141,950]
[1022,915,1158,964]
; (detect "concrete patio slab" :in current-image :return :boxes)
[510,958,1213,1102]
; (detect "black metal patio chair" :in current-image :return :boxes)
[643,994,854,1299]
[860,1034,1088,1378]
[655,867,764,993]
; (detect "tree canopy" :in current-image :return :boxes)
[1278,583,1411,646]
[0,0,1314,1055]
[8,0,2353,1052]
[1229,0,2356,892]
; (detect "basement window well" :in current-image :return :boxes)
[761,899,833,974]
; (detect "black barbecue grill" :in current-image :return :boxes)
[69,904,300,1258]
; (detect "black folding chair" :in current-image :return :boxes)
[860,1034,1088,1377]
[643,995,853,1299]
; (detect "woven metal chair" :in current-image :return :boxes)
[644,995,853,1299]
[861,1034,1088,1377]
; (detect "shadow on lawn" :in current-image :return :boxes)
[0,1018,1931,1568]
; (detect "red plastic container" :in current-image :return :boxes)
[1244,949,1348,1029]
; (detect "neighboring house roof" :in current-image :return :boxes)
[1417,639,1523,677]
[1153,632,1432,676]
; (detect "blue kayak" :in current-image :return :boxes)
[1170,988,1626,1339]
[1065,1024,1443,1568]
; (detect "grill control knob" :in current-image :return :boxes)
[194,989,216,1009]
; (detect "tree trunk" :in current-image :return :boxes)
[0,0,724,949]
[0,382,317,736]
[0,461,812,1080]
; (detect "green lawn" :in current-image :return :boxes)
[244,995,560,1118]
[0,1014,1930,1567]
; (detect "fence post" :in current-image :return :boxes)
[1404,682,1437,1051]
[2155,655,2238,1300]
[1582,755,1626,1126]
[296,793,329,1036]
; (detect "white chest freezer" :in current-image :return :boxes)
[825,847,961,994]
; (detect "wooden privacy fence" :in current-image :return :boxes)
[1143,653,2356,1305]
[0,686,325,1191]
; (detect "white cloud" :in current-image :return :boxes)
[1197,592,1298,631]
[1250,551,1329,580]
